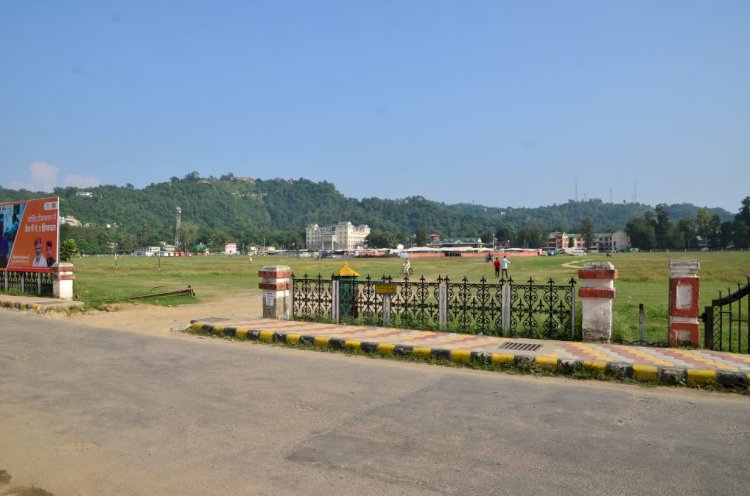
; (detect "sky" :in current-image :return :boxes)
[1,1,748,212]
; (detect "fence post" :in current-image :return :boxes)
[382,292,392,327]
[52,263,76,300]
[331,280,340,324]
[668,259,700,347]
[578,262,618,342]
[438,280,447,330]
[258,265,292,319]
[499,282,508,336]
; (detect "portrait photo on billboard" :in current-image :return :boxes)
[1,197,59,272]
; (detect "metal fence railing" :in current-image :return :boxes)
[292,274,578,340]
[1,270,54,297]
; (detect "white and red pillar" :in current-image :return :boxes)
[52,262,76,300]
[578,262,618,342]
[668,259,700,347]
[258,265,292,319]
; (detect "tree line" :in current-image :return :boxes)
[0,173,736,254]
[625,198,750,250]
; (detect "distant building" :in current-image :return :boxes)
[225,242,238,255]
[593,230,630,252]
[437,237,483,248]
[60,216,82,227]
[553,230,630,252]
[546,232,569,251]
[306,222,371,251]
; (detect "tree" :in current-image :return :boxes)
[676,217,696,250]
[707,215,722,249]
[495,223,516,247]
[366,231,398,248]
[414,228,428,246]
[517,225,545,248]
[626,217,656,250]
[695,209,712,245]
[720,221,734,248]
[180,222,199,254]
[737,196,750,225]
[734,197,750,249]
[60,239,79,261]
[734,219,750,249]
[578,218,595,250]
[654,204,674,249]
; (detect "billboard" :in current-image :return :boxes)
[0,197,60,272]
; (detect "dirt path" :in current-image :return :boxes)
[45,290,263,337]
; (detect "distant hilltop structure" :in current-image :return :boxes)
[306,222,370,251]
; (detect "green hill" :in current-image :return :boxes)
[0,172,734,253]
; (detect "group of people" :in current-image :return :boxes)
[31,237,56,268]
[493,255,510,279]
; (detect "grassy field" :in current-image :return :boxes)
[69,251,750,343]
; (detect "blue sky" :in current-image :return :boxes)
[1,0,748,212]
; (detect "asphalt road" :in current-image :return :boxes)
[1,312,748,496]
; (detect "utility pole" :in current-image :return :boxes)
[175,206,182,249]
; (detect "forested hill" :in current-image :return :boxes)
[0,173,733,250]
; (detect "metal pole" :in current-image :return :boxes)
[639,303,645,344]
[570,282,576,340]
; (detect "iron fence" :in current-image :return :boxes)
[1,270,54,297]
[292,274,578,340]
[701,279,750,354]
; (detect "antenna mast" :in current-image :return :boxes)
[175,206,182,248]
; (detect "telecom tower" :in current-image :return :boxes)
[175,206,182,249]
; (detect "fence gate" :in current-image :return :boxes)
[701,279,750,354]
[292,274,578,341]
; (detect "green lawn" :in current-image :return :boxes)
[69,251,750,344]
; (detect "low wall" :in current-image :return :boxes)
[406,251,542,259]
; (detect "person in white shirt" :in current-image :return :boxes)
[500,255,511,279]
[32,237,47,267]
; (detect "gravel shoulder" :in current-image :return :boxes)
[44,290,263,337]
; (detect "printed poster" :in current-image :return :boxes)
[0,197,60,272]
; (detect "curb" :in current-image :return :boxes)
[187,323,750,391]
[0,299,47,313]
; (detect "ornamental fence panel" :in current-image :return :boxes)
[701,279,750,354]
[291,274,578,340]
[1,270,54,297]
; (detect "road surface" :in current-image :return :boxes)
[1,311,748,495]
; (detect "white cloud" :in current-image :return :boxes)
[9,161,101,191]
[10,161,59,192]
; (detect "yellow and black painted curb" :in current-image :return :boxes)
[0,299,47,313]
[187,322,749,390]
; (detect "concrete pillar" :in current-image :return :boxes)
[578,262,618,342]
[258,265,292,319]
[668,259,700,347]
[52,262,76,300]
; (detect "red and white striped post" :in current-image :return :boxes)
[258,265,292,319]
[578,262,618,342]
[52,262,76,300]
[668,259,700,347]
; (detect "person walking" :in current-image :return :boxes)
[493,257,500,278]
[500,255,511,279]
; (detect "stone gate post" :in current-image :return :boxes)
[258,265,292,319]
[52,262,76,300]
[668,259,700,347]
[578,262,618,342]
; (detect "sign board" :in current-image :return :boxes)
[0,197,60,272]
[375,283,397,295]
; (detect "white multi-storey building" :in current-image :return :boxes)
[306,222,371,251]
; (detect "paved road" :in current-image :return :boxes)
[1,312,748,496]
